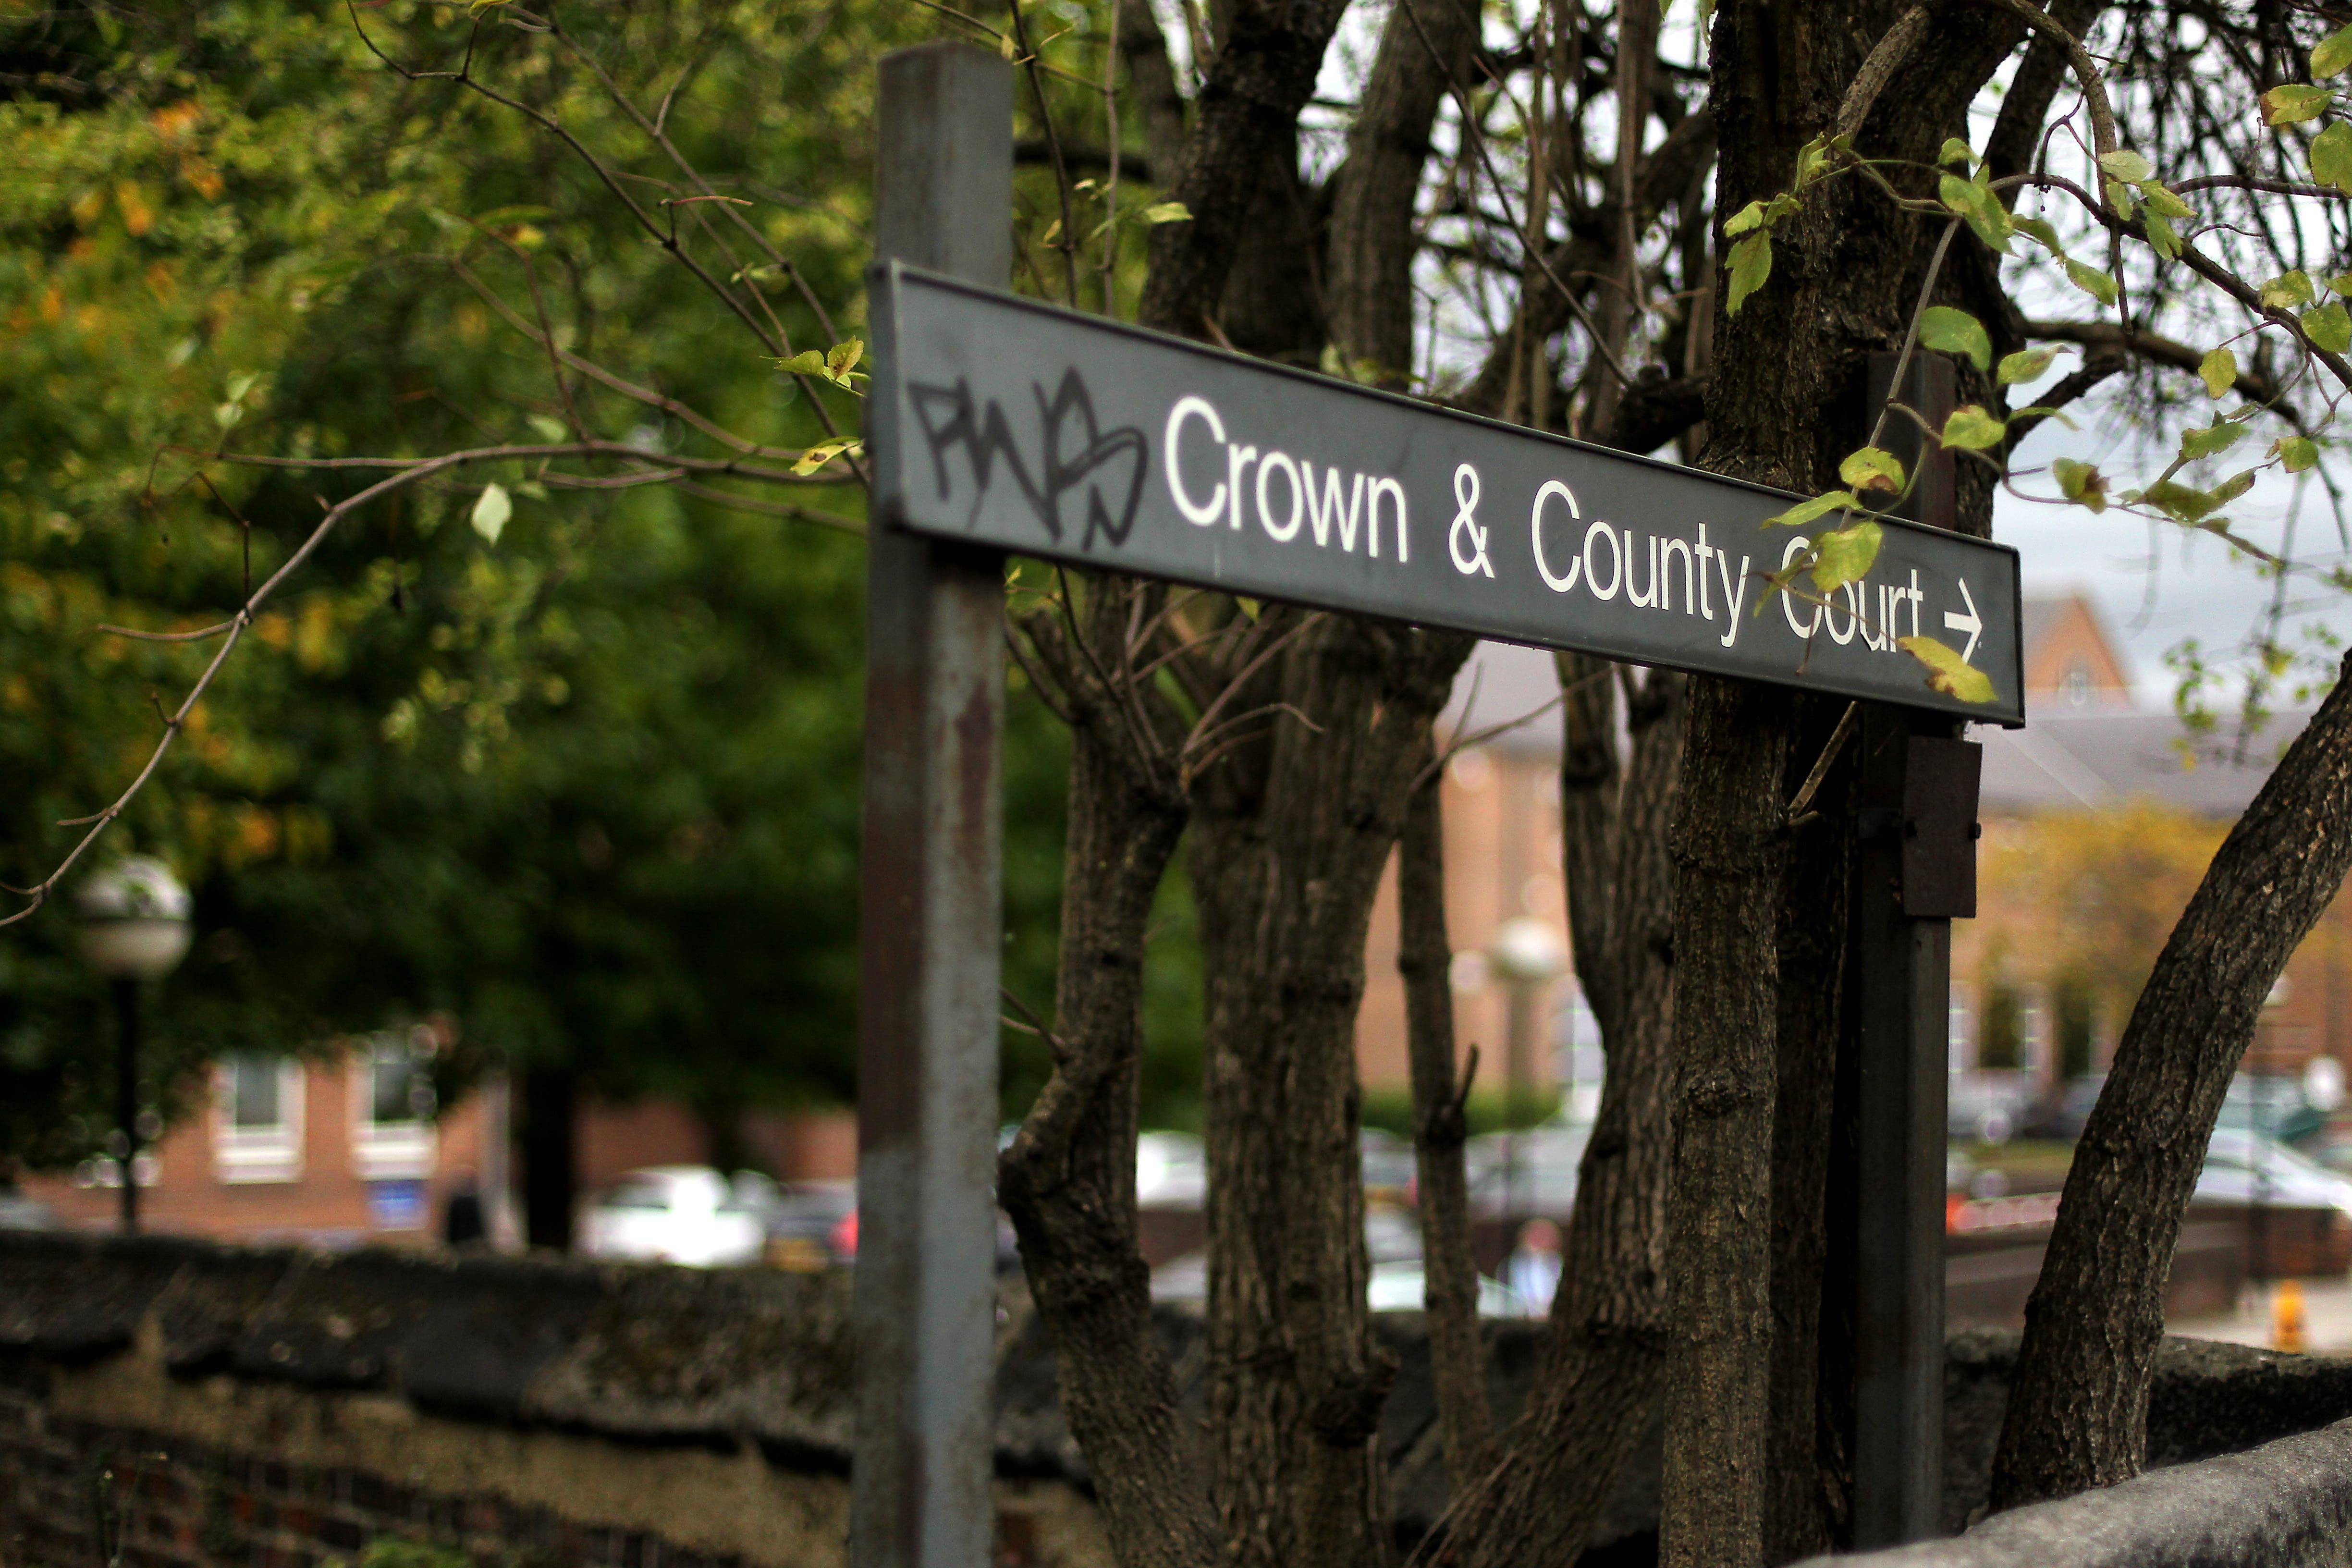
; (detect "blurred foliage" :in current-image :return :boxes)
[1973,804,2233,1041]
[0,0,1198,1174]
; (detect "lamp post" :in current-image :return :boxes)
[74,857,193,1234]
[1488,916,1568,1224]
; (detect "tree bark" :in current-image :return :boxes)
[1990,648,2352,1509]
[1397,746,1496,1494]
[1662,0,2027,1550]
[1658,675,1791,1568]
[1000,588,1208,1568]
[1764,698,1858,1565]
[1442,660,1683,1568]
[1325,0,1482,384]
[1190,617,1470,1568]
[1139,0,1351,336]
[1116,0,1190,188]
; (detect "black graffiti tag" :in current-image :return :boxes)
[907,368,1148,550]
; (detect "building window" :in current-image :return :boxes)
[350,1029,438,1181]
[216,1054,304,1183]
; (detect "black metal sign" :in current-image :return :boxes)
[869,262,2026,724]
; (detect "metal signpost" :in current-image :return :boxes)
[855,42,2019,1567]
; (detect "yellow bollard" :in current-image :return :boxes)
[2274,1278,2308,1354]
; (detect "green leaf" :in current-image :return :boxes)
[1794,134,1838,188]
[1724,198,1770,236]
[2144,478,2225,522]
[1810,520,1883,594]
[791,436,865,476]
[2277,435,2321,472]
[2304,299,2352,353]
[2097,148,2156,183]
[1940,405,2008,451]
[1898,635,1997,704]
[774,348,827,375]
[1997,346,2059,385]
[2199,346,2238,399]
[471,482,511,544]
[2328,272,2352,296]
[2262,83,2333,125]
[2318,21,2352,78]
[1726,231,1774,316]
[2064,258,2119,306]
[2181,422,2247,460]
[2212,469,2258,506]
[2262,269,2317,308]
[1838,446,1906,495]
[2315,122,2352,193]
[527,414,569,443]
[1937,172,2012,254]
[1938,137,1976,168]
[2007,405,2079,430]
[825,338,865,378]
[1763,489,1860,528]
[1917,305,1993,370]
[1142,201,1193,224]
[2143,211,2180,259]
[2013,215,2064,255]
[2053,457,2108,512]
[2141,184,2193,220]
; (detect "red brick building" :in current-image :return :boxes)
[1355,593,2352,1112]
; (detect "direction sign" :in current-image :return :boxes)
[870,262,2025,724]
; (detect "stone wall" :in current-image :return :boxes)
[11,1233,2352,1568]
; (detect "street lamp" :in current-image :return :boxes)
[74,857,192,1234]
[1488,916,1568,1224]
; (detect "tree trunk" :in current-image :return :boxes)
[1990,648,2352,1509]
[1397,746,1495,1494]
[1662,0,2028,1556]
[1658,675,1791,1568]
[1191,617,1470,1568]
[1764,697,1859,1565]
[1000,588,1208,1568]
[1139,0,1351,336]
[1325,0,1482,385]
[1443,660,1683,1568]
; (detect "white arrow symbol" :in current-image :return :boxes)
[1944,577,1983,662]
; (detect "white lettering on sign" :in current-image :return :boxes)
[1450,466,1493,577]
[1161,393,1411,562]
[1531,481,1580,592]
[1165,397,1228,526]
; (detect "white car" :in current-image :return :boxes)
[580,1166,766,1267]
[2198,1129,2352,1217]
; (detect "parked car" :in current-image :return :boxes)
[580,1166,766,1267]
[1464,1123,1590,1219]
[2216,1075,2329,1148]
[759,1180,857,1271]
[2197,1128,2352,1214]
[0,1186,56,1231]
[1361,1129,1417,1199]
[1149,1204,1523,1316]
[1948,1071,2035,1144]
[1137,1130,1207,1208]
[2020,1075,2105,1142]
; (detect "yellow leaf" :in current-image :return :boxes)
[1898,635,1997,704]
